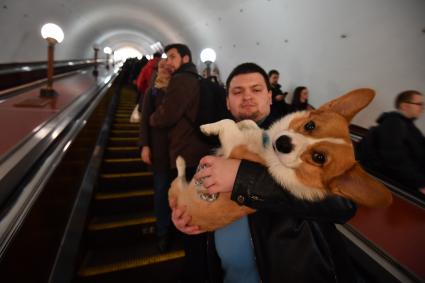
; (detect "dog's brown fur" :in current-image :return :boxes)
[169,88,393,231]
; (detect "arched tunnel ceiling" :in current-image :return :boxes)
[0,0,425,131]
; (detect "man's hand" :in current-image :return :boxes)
[194,155,241,194]
[141,146,152,165]
[275,94,284,101]
[169,198,205,235]
[419,187,425,195]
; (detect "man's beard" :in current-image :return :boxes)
[238,111,260,121]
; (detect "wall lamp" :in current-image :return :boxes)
[103,46,112,70]
[200,48,216,78]
[92,45,99,76]
[40,23,64,97]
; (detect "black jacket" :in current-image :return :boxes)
[207,117,357,283]
[357,111,425,190]
[149,63,211,168]
[270,83,293,119]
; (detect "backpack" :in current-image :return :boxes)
[184,72,230,145]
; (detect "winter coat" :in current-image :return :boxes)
[207,115,357,283]
[139,87,169,171]
[357,111,425,190]
[149,62,212,168]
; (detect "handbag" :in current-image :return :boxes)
[129,104,141,123]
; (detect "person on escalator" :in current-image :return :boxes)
[170,62,358,283]
[357,90,425,196]
[139,59,173,253]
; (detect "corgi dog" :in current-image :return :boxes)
[168,88,393,231]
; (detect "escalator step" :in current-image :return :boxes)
[93,189,154,216]
[111,123,139,128]
[79,248,184,278]
[89,214,156,231]
[96,189,154,200]
[104,147,139,159]
[101,172,152,178]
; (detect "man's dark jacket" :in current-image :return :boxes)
[207,116,357,283]
[149,63,211,168]
[357,111,425,190]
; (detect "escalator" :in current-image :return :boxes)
[75,87,184,283]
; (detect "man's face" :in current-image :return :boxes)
[227,73,272,122]
[401,94,424,119]
[269,73,279,85]
[165,48,189,73]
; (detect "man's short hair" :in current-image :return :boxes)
[153,52,162,58]
[268,69,279,77]
[164,44,192,62]
[226,63,271,92]
[395,90,422,109]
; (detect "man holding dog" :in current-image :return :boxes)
[171,63,358,283]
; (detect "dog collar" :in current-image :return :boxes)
[262,132,270,147]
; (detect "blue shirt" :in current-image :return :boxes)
[214,216,260,283]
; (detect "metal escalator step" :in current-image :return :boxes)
[112,123,139,128]
[104,158,141,163]
[109,137,138,141]
[78,249,185,277]
[110,130,139,134]
[88,215,156,231]
[101,172,152,178]
[115,114,131,118]
[95,189,154,200]
[106,146,139,151]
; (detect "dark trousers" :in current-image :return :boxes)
[171,166,208,283]
[153,170,172,236]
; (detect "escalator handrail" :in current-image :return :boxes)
[0,59,106,75]
[0,71,118,259]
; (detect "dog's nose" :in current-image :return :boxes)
[275,135,293,153]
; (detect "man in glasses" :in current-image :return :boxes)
[358,90,425,195]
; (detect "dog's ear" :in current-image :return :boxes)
[319,88,375,122]
[329,163,393,208]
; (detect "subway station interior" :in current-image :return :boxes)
[0,0,425,282]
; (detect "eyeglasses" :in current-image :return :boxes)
[405,101,424,106]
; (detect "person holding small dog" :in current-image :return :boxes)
[171,63,357,283]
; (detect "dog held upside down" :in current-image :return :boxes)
[168,88,393,231]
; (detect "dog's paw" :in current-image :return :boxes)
[200,119,236,136]
[237,120,259,130]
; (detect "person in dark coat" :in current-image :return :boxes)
[149,43,212,282]
[357,90,425,195]
[139,59,172,252]
[268,69,292,118]
[291,86,315,111]
[171,63,357,283]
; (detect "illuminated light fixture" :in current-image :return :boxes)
[150,41,163,52]
[200,48,216,78]
[39,23,64,97]
[103,46,112,54]
[161,53,167,59]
